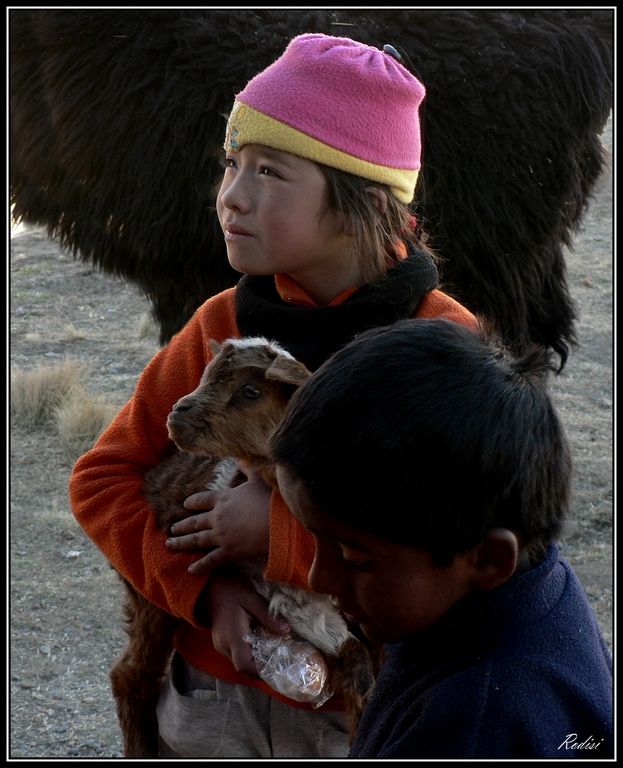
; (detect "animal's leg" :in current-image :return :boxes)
[329,636,378,742]
[109,586,178,758]
[246,568,351,655]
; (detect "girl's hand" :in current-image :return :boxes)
[165,468,271,576]
[198,569,290,677]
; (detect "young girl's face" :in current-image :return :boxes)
[216,144,358,302]
[276,464,478,644]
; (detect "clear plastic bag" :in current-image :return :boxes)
[244,630,333,707]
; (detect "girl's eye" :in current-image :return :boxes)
[243,384,261,399]
[222,157,237,169]
[259,166,280,177]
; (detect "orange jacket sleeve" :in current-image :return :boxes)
[265,490,316,589]
[68,289,239,626]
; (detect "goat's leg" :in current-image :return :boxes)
[247,570,376,736]
[245,569,351,655]
[109,586,178,758]
[328,636,378,742]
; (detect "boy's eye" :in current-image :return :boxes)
[340,546,374,571]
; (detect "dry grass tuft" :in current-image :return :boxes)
[10,359,85,427]
[11,358,118,455]
[55,391,118,455]
[62,323,87,341]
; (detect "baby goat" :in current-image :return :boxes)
[109,337,376,757]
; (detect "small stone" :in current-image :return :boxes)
[81,739,102,750]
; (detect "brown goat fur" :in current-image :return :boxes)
[109,337,377,757]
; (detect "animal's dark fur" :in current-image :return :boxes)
[109,338,375,757]
[9,9,613,368]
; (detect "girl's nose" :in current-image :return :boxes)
[218,173,251,214]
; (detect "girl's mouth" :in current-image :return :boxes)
[225,223,253,238]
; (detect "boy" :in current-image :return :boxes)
[270,318,613,759]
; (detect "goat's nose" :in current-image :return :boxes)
[172,397,193,413]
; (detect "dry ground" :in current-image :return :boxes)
[8,117,613,759]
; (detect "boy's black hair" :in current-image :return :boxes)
[271,319,572,566]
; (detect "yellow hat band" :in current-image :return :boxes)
[224,101,419,204]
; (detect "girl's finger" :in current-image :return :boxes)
[183,491,217,510]
[170,511,212,534]
[165,530,216,550]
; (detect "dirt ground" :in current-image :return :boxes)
[8,115,613,759]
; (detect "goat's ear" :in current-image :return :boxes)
[208,338,223,357]
[265,356,311,387]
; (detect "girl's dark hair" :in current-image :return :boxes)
[271,318,571,566]
[318,164,438,284]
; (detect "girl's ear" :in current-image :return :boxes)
[342,187,387,237]
[469,528,519,591]
[366,187,388,215]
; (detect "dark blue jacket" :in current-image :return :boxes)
[350,544,613,759]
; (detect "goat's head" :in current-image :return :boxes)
[166,337,311,462]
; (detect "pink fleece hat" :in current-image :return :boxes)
[224,33,426,203]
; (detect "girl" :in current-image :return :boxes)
[70,33,479,758]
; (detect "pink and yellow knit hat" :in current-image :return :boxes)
[224,33,426,203]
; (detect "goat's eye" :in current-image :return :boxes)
[243,384,261,400]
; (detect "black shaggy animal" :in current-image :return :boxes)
[9,9,613,368]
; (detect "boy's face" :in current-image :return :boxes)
[216,144,356,294]
[276,464,478,644]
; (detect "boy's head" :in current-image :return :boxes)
[271,319,571,642]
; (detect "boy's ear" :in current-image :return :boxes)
[470,529,519,591]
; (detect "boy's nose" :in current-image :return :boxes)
[308,548,343,598]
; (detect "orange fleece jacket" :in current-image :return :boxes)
[69,283,478,709]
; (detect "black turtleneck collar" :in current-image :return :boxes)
[235,247,439,371]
